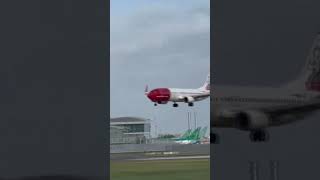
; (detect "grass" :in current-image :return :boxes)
[110,159,210,180]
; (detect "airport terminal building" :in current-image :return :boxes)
[110,117,151,144]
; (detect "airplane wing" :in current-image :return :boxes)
[193,94,210,100]
[196,94,210,98]
[262,100,320,125]
[215,99,320,128]
[177,94,210,102]
[263,99,320,115]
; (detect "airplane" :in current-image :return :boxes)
[212,33,320,143]
[172,129,193,141]
[145,74,210,107]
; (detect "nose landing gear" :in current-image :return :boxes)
[173,103,178,107]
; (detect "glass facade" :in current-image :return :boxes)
[110,117,151,144]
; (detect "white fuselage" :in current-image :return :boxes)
[214,85,309,108]
[212,85,317,129]
[169,88,210,102]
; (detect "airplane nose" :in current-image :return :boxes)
[146,88,170,102]
[147,90,159,102]
[147,92,153,100]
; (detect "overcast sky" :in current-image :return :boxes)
[110,0,210,136]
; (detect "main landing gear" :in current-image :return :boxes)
[249,129,269,142]
[172,102,194,107]
[210,129,270,143]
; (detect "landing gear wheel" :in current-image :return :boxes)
[173,103,178,107]
[188,102,194,107]
[249,130,269,142]
[211,133,220,144]
[154,103,157,106]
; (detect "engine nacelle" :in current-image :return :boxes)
[234,110,269,130]
[184,96,195,103]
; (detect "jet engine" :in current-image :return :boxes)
[234,110,270,130]
[184,96,195,103]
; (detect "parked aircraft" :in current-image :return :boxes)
[174,127,208,144]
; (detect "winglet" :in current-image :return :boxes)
[145,85,149,95]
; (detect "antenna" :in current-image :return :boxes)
[249,161,260,180]
[194,111,196,129]
[195,111,197,128]
[187,112,190,130]
[270,160,279,180]
[155,124,158,138]
[153,115,157,138]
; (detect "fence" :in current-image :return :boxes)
[110,143,210,154]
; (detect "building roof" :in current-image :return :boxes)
[110,117,151,125]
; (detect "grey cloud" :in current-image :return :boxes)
[111,4,209,63]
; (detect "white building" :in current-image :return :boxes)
[110,117,151,144]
